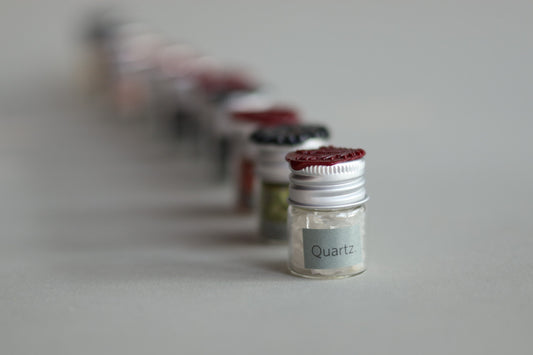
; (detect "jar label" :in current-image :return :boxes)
[303,226,362,269]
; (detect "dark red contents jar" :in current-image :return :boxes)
[231,106,300,212]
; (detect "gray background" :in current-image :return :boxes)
[1,1,532,354]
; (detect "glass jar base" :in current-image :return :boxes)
[288,264,366,280]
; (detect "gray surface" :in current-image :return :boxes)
[1,1,533,354]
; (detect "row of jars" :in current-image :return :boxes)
[83,11,369,279]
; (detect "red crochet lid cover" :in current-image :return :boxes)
[232,107,300,127]
[285,146,366,170]
[197,70,257,92]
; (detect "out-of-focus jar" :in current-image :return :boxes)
[250,125,330,241]
[82,9,117,93]
[110,24,164,120]
[211,91,274,181]
[195,67,259,157]
[150,42,200,137]
[230,107,300,212]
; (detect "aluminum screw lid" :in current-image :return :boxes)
[286,146,368,209]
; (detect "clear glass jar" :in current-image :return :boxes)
[260,182,290,241]
[251,126,331,241]
[285,146,368,280]
[288,204,366,279]
[232,108,300,212]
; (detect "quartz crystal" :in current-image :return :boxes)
[288,205,366,279]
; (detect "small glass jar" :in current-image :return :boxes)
[250,125,330,241]
[212,91,273,182]
[82,9,116,93]
[110,25,163,120]
[231,107,300,212]
[193,66,258,156]
[285,146,368,279]
[149,42,200,138]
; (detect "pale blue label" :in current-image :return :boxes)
[303,226,362,269]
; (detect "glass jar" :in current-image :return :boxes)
[213,92,273,181]
[251,125,330,241]
[285,146,368,279]
[288,205,366,279]
[260,181,291,240]
[110,25,164,120]
[231,107,300,212]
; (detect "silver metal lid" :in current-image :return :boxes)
[288,159,368,209]
[218,92,274,136]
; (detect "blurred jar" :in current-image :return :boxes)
[250,125,330,241]
[110,24,164,120]
[211,90,273,182]
[81,8,119,93]
[150,42,200,137]
[230,107,300,212]
[193,66,259,157]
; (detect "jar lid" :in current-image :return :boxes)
[156,42,199,77]
[232,107,300,127]
[252,125,330,183]
[250,124,329,146]
[116,30,164,71]
[226,91,274,113]
[286,146,368,209]
[213,91,274,136]
[86,9,115,42]
[285,146,365,171]
[197,68,258,94]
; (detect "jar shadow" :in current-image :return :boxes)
[252,259,291,276]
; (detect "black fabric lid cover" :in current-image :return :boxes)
[250,124,329,145]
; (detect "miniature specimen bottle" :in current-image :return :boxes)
[250,125,329,241]
[231,107,299,212]
[285,146,368,279]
